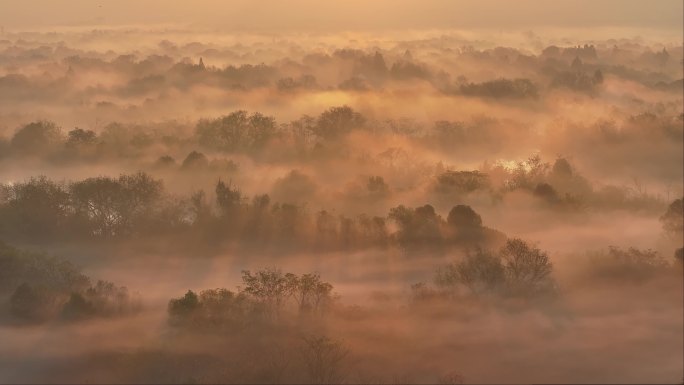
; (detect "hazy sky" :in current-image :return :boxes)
[0,0,682,31]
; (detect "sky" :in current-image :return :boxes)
[0,0,682,31]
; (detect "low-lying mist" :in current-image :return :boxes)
[0,23,682,384]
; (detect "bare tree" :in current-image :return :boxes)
[500,238,554,296]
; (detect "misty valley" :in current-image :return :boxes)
[0,22,682,384]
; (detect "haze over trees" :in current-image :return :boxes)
[0,13,681,384]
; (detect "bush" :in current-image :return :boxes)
[1,242,138,323]
[168,289,261,330]
[429,238,556,301]
[10,283,58,322]
[436,249,505,295]
[585,247,671,281]
[0,242,89,295]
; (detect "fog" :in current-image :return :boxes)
[0,2,682,384]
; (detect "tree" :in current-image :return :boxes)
[593,69,604,84]
[436,249,505,295]
[244,194,272,241]
[65,128,97,147]
[196,111,276,152]
[355,51,389,81]
[286,273,334,314]
[389,204,444,249]
[246,112,277,148]
[272,203,307,240]
[434,170,488,195]
[70,172,163,237]
[507,154,549,190]
[61,292,95,319]
[70,176,125,236]
[196,288,257,328]
[366,176,389,195]
[0,243,127,323]
[458,78,538,99]
[271,170,317,204]
[167,288,259,329]
[533,183,561,204]
[241,268,291,320]
[0,242,90,295]
[571,56,583,70]
[356,214,388,247]
[118,172,163,215]
[446,205,489,246]
[167,269,335,331]
[155,155,177,168]
[83,280,135,316]
[314,106,364,139]
[447,205,482,229]
[10,283,56,322]
[168,290,200,321]
[181,151,209,169]
[660,198,683,238]
[500,239,554,296]
[0,177,70,239]
[390,59,429,80]
[215,179,243,216]
[551,158,573,178]
[429,239,556,301]
[252,194,271,211]
[551,70,602,92]
[316,210,338,245]
[299,336,349,384]
[11,121,63,156]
